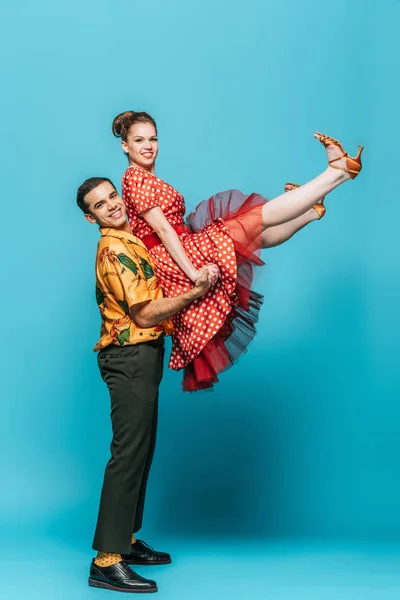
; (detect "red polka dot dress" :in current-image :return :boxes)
[122,165,268,392]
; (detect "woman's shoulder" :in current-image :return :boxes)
[124,165,160,183]
[123,166,183,199]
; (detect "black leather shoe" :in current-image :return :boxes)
[89,559,158,593]
[122,540,172,566]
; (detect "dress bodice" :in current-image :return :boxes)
[122,166,186,239]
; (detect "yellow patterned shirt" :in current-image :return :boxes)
[93,228,173,351]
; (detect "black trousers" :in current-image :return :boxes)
[92,338,165,554]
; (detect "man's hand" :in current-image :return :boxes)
[191,267,212,299]
[192,263,220,287]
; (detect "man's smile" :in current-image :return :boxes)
[109,207,123,219]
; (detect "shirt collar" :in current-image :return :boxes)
[99,227,142,245]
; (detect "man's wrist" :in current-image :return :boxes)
[184,287,200,302]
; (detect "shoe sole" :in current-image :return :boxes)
[124,559,172,566]
[88,578,158,593]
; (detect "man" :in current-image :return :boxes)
[77,177,215,593]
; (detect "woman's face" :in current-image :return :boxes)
[121,122,158,171]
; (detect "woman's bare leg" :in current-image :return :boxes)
[262,166,348,228]
[262,207,319,248]
[261,140,359,227]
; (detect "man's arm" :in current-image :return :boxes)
[130,268,211,329]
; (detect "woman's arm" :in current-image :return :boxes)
[142,206,217,283]
[125,169,219,283]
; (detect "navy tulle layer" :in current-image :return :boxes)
[183,190,267,392]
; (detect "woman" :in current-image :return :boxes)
[113,111,363,391]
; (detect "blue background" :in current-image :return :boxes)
[1,0,400,598]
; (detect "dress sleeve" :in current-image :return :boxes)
[122,168,160,213]
[99,245,152,310]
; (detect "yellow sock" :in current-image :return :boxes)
[94,552,122,567]
[131,534,136,544]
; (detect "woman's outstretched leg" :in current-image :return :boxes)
[261,134,363,228]
[262,207,319,248]
[262,182,325,248]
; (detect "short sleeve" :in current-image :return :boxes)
[122,168,160,213]
[99,247,152,310]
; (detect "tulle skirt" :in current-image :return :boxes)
[181,189,267,391]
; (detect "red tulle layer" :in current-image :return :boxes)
[183,190,267,392]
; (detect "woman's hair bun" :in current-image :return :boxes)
[112,111,157,141]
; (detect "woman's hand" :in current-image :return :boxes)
[206,263,220,286]
[191,263,220,286]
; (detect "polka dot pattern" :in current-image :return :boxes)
[122,166,185,240]
[122,166,240,371]
[94,552,122,567]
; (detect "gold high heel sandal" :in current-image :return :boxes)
[314,132,364,179]
[284,182,326,220]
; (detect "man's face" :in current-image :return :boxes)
[84,181,128,228]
